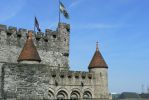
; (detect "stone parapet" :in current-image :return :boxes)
[0,23,70,69]
[51,70,95,81]
[0,23,70,52]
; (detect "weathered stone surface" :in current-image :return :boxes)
[0,63,101,99]
[0,23,109,99]
[0,23,70,70]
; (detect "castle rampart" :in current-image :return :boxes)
[0,63,95,99]
[0,22,110,99]
[0,23,70,70]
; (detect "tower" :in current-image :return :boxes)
[58,23,70,70]
[88,42,109,98]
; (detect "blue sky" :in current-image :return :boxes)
[0,0,149,93]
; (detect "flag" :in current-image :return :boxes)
[34,17,41,32]
[60,1,69,19]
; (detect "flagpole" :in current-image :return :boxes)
[34,21,35,32]
[34,16,36,33]
[59,0,61,24]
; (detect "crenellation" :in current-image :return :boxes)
[58,23,70,30]
[47,70,95,81]
[36,32,43,40]
[6,27,18,47]
[45,70,94,88]
[17,28,28,37]
[45,29,52,34]
[0,24,7,31]
[0,23,70,68]
[7,26,17,36]
[0,24,68,50]
[43,35,48,42]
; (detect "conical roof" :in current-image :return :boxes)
[88,42,108,69]
[17,31,41,62]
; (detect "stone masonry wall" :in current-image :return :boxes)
[0,63,3,98]
[90,68,109,99]
[1,63,96,99]
[0,23,70,70]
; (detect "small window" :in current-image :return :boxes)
[64,38,66,42]
[60,74,64,78]
[63,53,69,57]
[68,75,72,78]
[100,72,102,77]
[100,72,104,78]
[75,76,79,79]
[66,28,70,32]
[52,35,56,38]
[82,75,86,79]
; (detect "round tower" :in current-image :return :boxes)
[17,31,41,64]
[88,42,109,99]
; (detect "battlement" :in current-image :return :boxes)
[51,70,94,80]
[0,23,70,51]
[0,23,70,69]
[0,23,70,31]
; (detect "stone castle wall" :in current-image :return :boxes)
[0,63,96,99]
[0,23,70,70]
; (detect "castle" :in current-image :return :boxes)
[0,23,109,99]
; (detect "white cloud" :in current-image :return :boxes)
[72,23,127,30]
[69,0,84,8]
[0,0,26,22]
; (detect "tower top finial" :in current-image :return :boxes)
[28,31,32,39]
[96,41,99,51]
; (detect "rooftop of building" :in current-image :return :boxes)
[88,42,108,69]
[118,92,141,99]
[17,31,41,62]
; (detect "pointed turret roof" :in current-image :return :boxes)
[17,31,41,62]
[88,42,108,69]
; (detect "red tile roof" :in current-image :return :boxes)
[88,42,108,69]
[17,31,41,62]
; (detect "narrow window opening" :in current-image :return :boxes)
[64,38,66,42]
[53,35,56,38]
